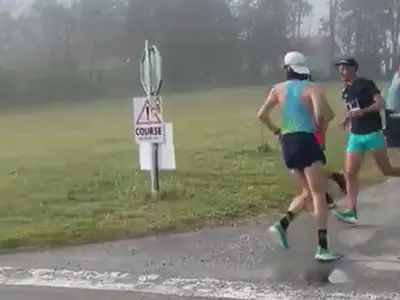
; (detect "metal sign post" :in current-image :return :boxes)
[139,40,163,198]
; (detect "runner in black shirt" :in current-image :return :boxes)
[332,58,400,224]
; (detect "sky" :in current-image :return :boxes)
[3,0,328,34]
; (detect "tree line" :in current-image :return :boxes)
[0,0,398,106]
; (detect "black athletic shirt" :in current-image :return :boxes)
[341,77,382,134]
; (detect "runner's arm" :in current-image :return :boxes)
[320,91,335,133]
[322,94,335,124]
[310,85,324,131]
[257,86,280,135]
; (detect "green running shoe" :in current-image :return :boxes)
[332,209,358,224]
[314,246,342,262]
[268,222,289,250]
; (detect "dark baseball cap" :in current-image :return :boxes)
[334,57,358,68]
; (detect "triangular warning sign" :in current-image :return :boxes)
[136,99,162,125]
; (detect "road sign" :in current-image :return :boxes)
[134,96,164,144]
[140,43,162,96]
[138,40,164,198]
[139,122,176,171]
[136,99,162,125]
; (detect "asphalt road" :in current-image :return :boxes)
[1,178,400,300]
[0,286,215,300]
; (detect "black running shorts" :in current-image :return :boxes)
[281,132,326,171]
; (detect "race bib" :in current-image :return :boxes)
[346,98,361,112]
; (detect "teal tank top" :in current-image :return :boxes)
[281,80,314,134]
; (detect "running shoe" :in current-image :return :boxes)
[331,172,347,194]
[268,222,289,249]
[314,246,341,261]
[332,209,358,224]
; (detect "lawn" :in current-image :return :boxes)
[0,83,391,250]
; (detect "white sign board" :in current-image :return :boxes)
[134,96,164,144]
[139,122,176,170]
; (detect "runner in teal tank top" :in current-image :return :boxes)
[284,79,346,208]
[257,51,340,262]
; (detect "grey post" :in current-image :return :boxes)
[140,40,163,198]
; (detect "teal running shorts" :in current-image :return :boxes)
[346,130,386,153]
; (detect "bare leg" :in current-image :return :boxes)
[321,167,345,208]
[327,169,347,194]
[332,151,364,224]
[372,147,400,176]
[292,169,334,207]
[345,151,364,210]
[388,148,400,162]
[279,170,311,230]
[303,161,338,259]
[322,168,334,179]
[304,162,329,230]
[268,170,311,249]
[288,190,309,213]
[290,170,312,212]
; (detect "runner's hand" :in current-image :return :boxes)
[340,116,350,131]
[274,128,282,140]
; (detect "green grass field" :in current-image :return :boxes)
[0,83,391,250]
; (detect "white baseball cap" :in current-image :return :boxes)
[284,51,310,75]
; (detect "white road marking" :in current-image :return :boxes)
[328,269,349,284]
[0,266,396,299]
